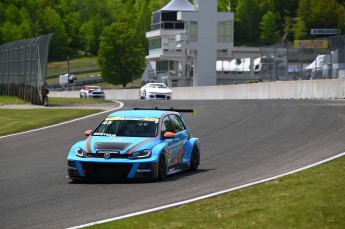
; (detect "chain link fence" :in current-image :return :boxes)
[0,34,52,105]
[260,35,345,82]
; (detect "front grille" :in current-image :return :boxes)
[156,94,166,99]
[86,153,129,159]
[81,162,132,180]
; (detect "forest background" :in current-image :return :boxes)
[0,0,345,86]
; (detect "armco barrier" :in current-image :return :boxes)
[49,79,345,100]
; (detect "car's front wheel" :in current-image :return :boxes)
[157,152,167,180]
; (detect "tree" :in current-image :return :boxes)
[58,0,82,51]
[312,0,340,28]
[134,0,152,52]
[4,4,22,25]
[235,0,261,44]
[260,11,279,45]
[218,0,237,12]
[294,18,308,40]
[294,0,343,39]
[1,21,22,42]
[98,21,145,87]
[38,7,71,60]
[80,16,105,55]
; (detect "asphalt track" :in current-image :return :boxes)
[1,100,345,229]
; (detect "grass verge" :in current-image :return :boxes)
[47,56,142,88]
[0,109,102,136]
[0,96,113,136]
[48,97,115,105]
[0,96,30,104]
[48,56,99,76]
[89,156,345,229]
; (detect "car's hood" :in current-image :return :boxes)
[83,136,160,154]
[147,88,172,93]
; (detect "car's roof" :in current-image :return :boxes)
[108,110,177,119]
[146,83,166,86]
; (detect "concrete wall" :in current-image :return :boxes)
[49,79,345,100]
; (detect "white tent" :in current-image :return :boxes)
[304,55,325,71]
[160,0,195,11]
[217,57,262,72]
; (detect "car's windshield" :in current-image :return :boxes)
[148,84,167,89]
[92,117,159,137]
[87,87,101,91]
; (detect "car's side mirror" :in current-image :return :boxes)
[85,130,92,136]
[163,131,176,139]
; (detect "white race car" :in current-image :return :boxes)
[139,83,172,100]
[79,85,105,99]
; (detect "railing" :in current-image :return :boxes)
[151,21,185,31]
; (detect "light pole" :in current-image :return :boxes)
[67,57,70,90]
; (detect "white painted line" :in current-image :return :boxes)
[0,101,124,139]
[67,151,345,229]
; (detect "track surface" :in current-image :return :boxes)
[1,100,345,229]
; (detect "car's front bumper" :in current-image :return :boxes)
[147,93,171,100]
[67,160,158,180]
[87,94,105,99]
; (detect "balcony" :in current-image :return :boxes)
[151,21,185,31]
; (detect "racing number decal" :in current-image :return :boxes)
[167,149,172,162]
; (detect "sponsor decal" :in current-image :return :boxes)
[137,169,152,173]
[293,40,328,49]
[98,151,119,154]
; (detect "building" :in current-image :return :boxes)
[144,0,261,87]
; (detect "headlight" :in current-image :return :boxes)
[76,147,88,157]
[128,149,151,159]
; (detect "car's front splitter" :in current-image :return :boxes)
[67,160,158,180]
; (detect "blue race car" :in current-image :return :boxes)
[67,108,200,181]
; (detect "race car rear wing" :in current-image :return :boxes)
[133,107,197,116]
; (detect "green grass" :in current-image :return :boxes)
[0,96,30,104]
[0,96,114,136]
[48,56,99,76]
[48,97,114,105]
[0,96,114,105]
[0,109,102,136]
[46,56,142,88]
[89,156,345,229]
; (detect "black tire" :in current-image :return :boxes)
[143,90,146,99]
[157,153,167,180]
[190,145,200,171]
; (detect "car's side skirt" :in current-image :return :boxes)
[167,163,190,175]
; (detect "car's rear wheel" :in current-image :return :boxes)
[190,144,200,171]
[157,153,167,180]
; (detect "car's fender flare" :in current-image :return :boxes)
[183,137,200,163]
[151,141,169,161]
